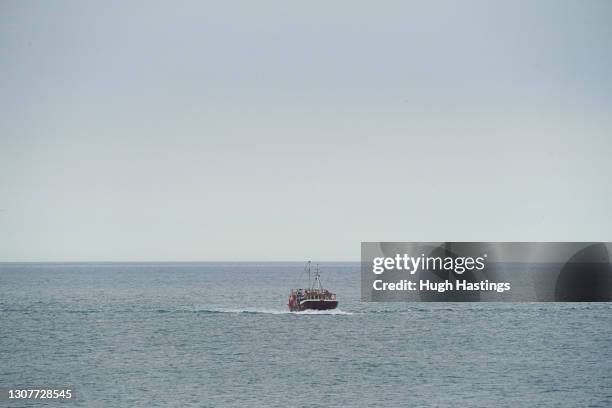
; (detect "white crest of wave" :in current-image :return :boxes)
[296,309,353,315]
[200,307,352,315]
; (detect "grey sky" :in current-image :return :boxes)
[1,1,611,261]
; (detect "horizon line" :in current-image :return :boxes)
[0,260,360,264]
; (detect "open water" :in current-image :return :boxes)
[1,262,611,407]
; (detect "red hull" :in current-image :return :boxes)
[292,299,338,311]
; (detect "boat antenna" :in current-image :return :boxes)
[306,261,311,288]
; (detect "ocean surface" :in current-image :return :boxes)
[1,262,611,407]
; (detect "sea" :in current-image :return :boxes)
[1,262,611,407]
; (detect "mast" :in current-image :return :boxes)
[313,263,323,291]
[304,261,324,291]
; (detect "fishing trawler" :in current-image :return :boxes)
[288,261,338,312]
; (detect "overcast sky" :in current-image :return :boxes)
[1,1,611,261]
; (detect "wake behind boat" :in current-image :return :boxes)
[288,261,338,312]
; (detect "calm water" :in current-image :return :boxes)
[1,263,611,407]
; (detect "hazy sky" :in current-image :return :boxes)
[1,1,611,261]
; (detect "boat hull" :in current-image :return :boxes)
[294,299,338,311]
